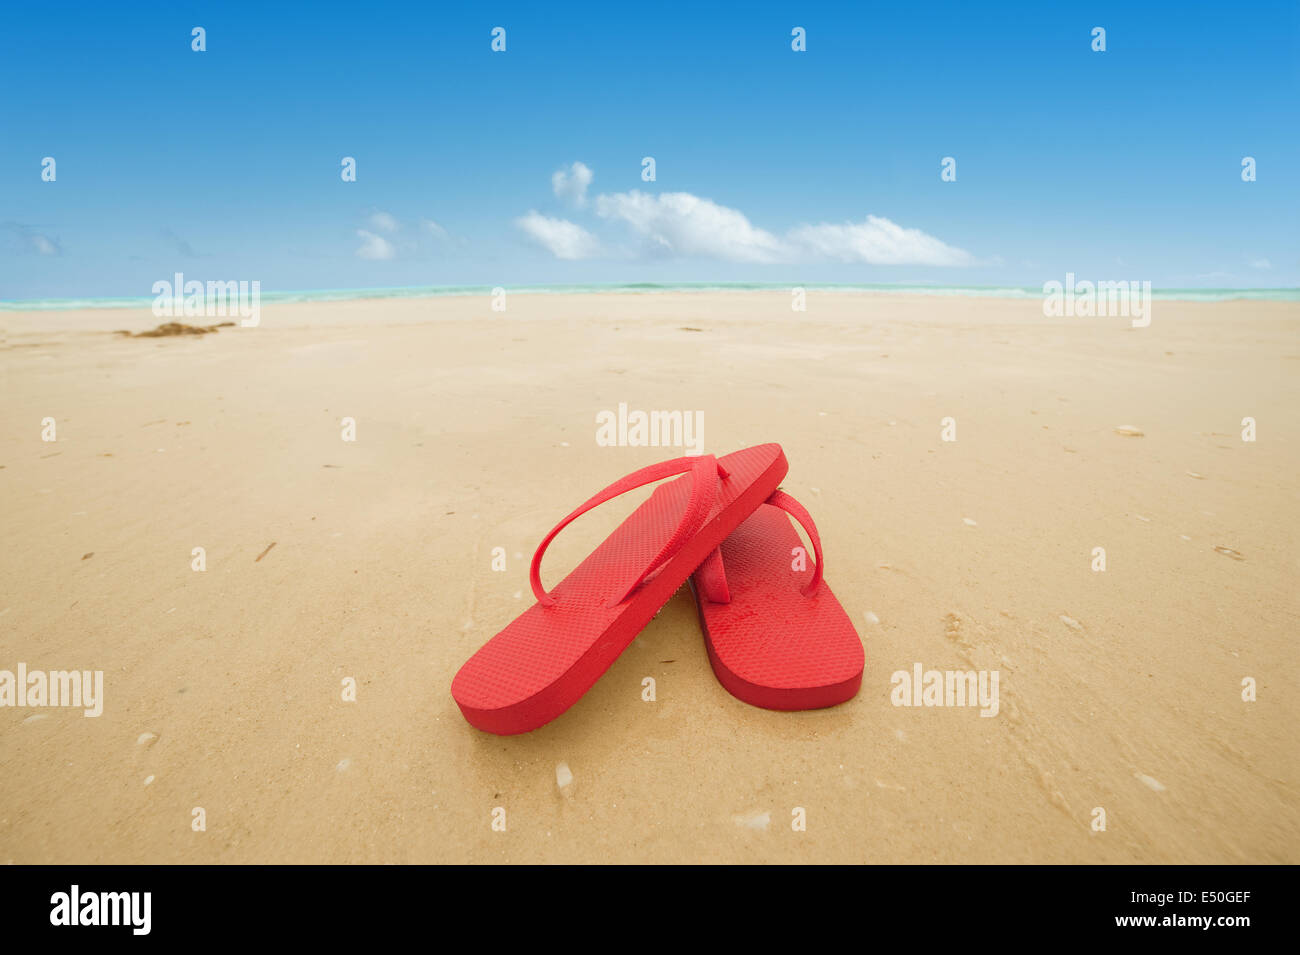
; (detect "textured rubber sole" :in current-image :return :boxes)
[691,502,863,711]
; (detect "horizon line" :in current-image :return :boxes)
[3,280,1299,311]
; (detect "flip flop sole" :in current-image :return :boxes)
[453,444,787,734]
[692,503,863,711]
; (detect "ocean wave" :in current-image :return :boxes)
[2,283,1297,311]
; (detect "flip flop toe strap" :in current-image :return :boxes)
[530,454,729,609]
[695,488,824,603]
[766,490,824,596]
[694,547,732,603]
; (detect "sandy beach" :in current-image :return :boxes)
[1,290,1296,864]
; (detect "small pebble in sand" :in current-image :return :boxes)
[863,611,880,625]
[1135,773,1166,792]
[555,762,574,794]
[136,732,158,747]
[143,775,155,786]
[559,442,570,447]
[1186,471,1205,479]
[1179,535,1191,541]
[1135,515,1151,523]
[1059,614,1083,631]
[962,517,978,527]
[335,758,352,772]
[1213,545,1245,561]
[1114,426,1144,437]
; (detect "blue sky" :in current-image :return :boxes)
[1,0,1296,300]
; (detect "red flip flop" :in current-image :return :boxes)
[452,444,788,734]
[690,491,863,711]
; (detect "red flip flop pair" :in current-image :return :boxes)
[451,444,864,735]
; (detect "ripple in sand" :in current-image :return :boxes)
[136,732,158,747]
[1114,426,1144,437]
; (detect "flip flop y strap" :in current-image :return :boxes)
[695,488,825,603]
[530,454,730,609]
[694,547,732,603]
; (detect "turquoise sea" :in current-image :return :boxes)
[2,282,1297,311]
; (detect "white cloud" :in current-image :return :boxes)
[594,190,786,263]
[516,211,601,260]
[788,215,974,266]
[1249,258,1273,270]
[552,162,594,207]
[355,229,396,260]
[367,211,400,233]
[421,218,449,240]
[589,190,971,266]
[31,234,60,256]
[522,165,978,267]
[5,223,62,256]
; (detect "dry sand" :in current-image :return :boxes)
[1,291,1297,863]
